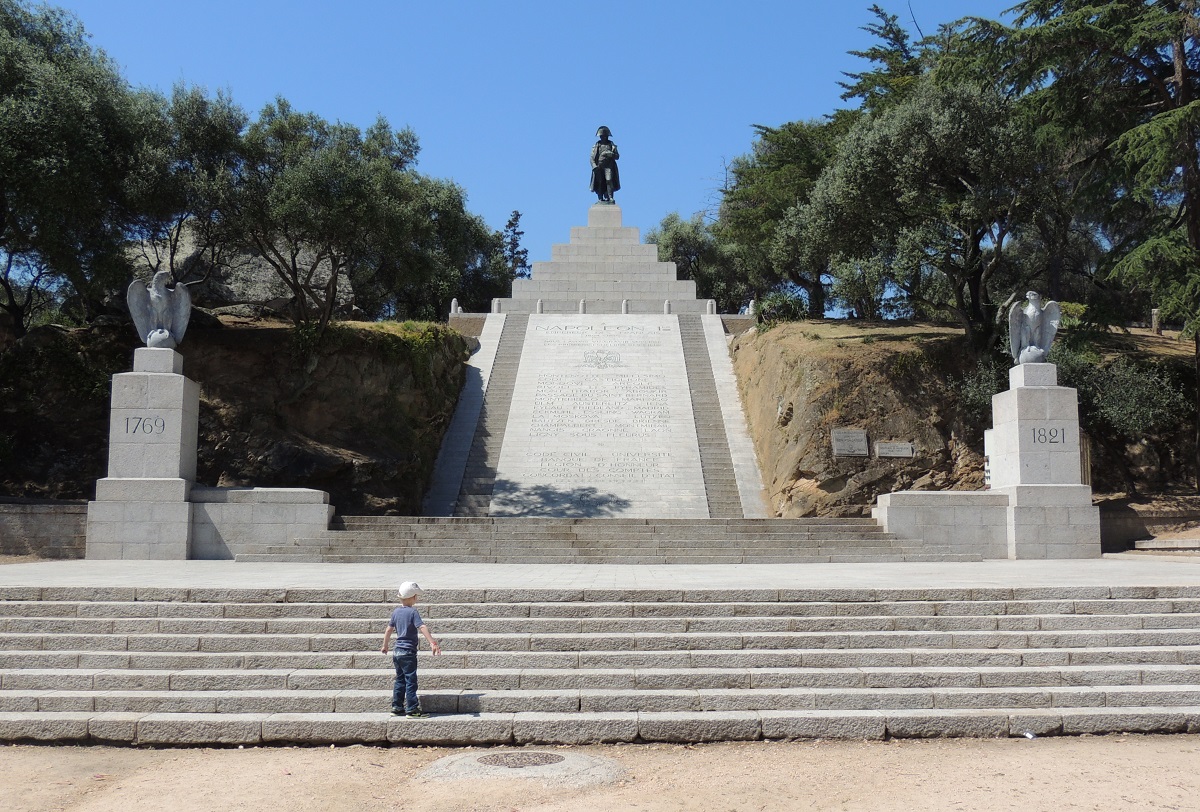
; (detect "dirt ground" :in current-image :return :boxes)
[2,735,1198,812]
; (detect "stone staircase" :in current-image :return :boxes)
[2,585,1200,745]
[677,315,743,518]
[233,516,969,563]
[454,314,528,517]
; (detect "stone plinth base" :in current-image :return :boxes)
[190,487,334,559]
[875,362,1101,560]
[993,484,1101,559]
[86,499,193,560]
[874,487,1101,560]
[873,491,1009,560]
[86,350,335,560]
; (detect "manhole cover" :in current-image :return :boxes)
[477,752,566,769]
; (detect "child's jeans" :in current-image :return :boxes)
[392,652,419,712]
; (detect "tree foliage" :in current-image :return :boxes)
[791,82,1057,346]
[0,0,158,333]
[125,85,247,287]
[647,212,750,314]
[0,1,514,343]
[714,119,843,317]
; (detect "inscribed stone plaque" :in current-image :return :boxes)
[831,428,869,457]
[488,314,708,518]
[875,441,915,458]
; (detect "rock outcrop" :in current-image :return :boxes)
[730,322,985,518]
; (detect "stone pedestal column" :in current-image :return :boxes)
[85,348,199,559]
[984,363,1100,559]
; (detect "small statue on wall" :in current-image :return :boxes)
[127,270,192,349]
[1008,290,1061,364]
[590,126,620,204]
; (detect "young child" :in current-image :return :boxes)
[380,581,441,717]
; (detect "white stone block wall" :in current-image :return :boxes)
[190,487,333,559]
[86,500,193,560]
[873,492,1009,559]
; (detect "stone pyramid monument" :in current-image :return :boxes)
[424,204,768,519]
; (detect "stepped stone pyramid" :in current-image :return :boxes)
[423,204,768,520]
[501,203,709,314]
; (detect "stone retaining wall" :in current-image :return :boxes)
[0,501,87,558]
[2,498,1196,560]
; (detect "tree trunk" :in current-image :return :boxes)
[806,279,825,319]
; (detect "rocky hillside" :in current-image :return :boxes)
[731,322,986,518]
[730,321,1195,518]
[0,317,472,514]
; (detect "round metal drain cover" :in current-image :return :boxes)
[477,752,566,769]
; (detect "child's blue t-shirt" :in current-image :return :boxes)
[389,606,423,654]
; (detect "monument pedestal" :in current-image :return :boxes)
[86,348,198,559]
[984,363,1100,559]
[875,362,1100,559]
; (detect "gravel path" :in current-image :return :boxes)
[3,735,1198,811]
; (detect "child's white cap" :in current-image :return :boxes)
[398,581,423,599]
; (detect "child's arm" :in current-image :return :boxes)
[418,624,442,655]
[380,625,393,654]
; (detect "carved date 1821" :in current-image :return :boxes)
[1030,427,1066,444]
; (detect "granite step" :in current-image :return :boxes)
[7,627,1198,654]
[7,683,1200,715]
[233,546,981,563]
[8,596,1199,618]
[288,530,896,544]
[336,517,884,528]
[10,658,1200,694]
[7,610,1200,635]
[2,706,1198,745]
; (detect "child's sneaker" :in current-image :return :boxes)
[390,707,404,716]
[406,709,430,718]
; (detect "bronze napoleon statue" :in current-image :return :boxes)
[590,126,620,204]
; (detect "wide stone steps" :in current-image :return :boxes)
[2,586,1199,744]
[236,515,958,563]
[236,546,974,561]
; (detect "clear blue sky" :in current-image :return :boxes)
[58,0,1013,264]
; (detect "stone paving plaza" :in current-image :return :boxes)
[3,555,1199,592]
